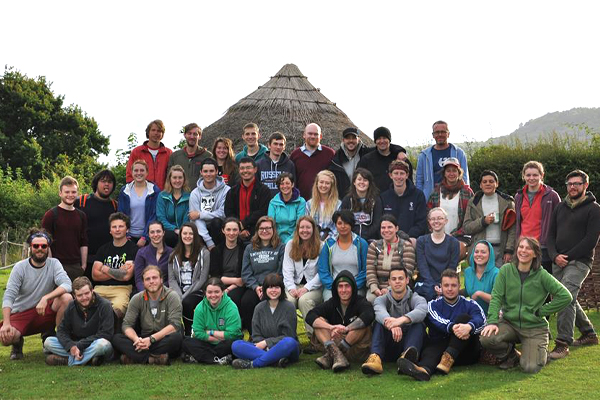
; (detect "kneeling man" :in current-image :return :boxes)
[305,270,374,372]
[44,277,114,366]
[362,266,427,375]
[112,265,183,365]
[398,269,485,381]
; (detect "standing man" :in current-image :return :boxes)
[112,265,183,365]
[43,277,114,366]
[357,127,413,194]
[235,123,268,163]
[398,269,485,381]
[167,122,212,190]
[76,170,118,281]
[329,127,371,199]
[41,176,88,282]
[126,119,173,190]
[290,123,335,200]
[1,229,72,360]
[416,120,469,200]
[189,158,230,250]
[547,170,600,359]
[256,132,296,197]
[380,160,428,245]
[91,213,138,319]
[224,158,271,241]
[361,266,427,375]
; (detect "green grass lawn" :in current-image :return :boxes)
[1,268,600,400]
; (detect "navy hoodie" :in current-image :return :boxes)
[380,179,428,238]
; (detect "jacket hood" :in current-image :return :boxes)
[468,240,496,275]
[275,187,301,204]
[123,180,159,196]
[240,144,268,158]
[564,191,597,209]
[384,285,414,305]
[196,175,227,195]
[201,292,233,312]
[332,269,358,305]
[260,151,290,168]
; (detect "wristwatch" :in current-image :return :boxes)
[149,335,156,344]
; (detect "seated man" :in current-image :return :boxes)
[361,266,427,375]
[43,277,114,366]
[398,269,485,381]
[91,212,138,319]
[0,229,72,360]
[305,270,374,373]
[112,265,183,365]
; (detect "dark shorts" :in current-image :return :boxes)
[0,299,56,336]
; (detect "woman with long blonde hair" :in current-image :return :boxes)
[305,170,341,240]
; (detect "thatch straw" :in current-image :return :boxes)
[202,64,373,151]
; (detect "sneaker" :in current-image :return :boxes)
[397,358,430,381]
[214,355,233,365]
[549,340,570,360]
[10,337,24,360]
[435,351,455,375]
[361,353,383,375]
[232,358,253,369]
[573,332,599,346]
[277,357,290,368]
[120,354,134,365]
[45,354,68,366]
[401,346,419,364]
[148,353,170,365]
[90,356,104,366]
[498,348,521,370]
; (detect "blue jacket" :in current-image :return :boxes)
[464,240,498,315]
[318,233,368,290]
[380,179,428,239]
[267,188,306,244]
[117,181,160,240]
[416,143,469,200]
[427,295,486,340]
[156,191,190,232]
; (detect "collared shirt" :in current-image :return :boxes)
[300,144,322,157]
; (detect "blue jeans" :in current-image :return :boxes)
[43,337,113,366]
[232,337,300,368]
[370,322,425,362]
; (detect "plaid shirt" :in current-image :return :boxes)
[426,184,474,236]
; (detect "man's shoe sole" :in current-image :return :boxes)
[397,358,430,381]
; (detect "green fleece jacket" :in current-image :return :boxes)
[487,263,572,329]
[191,293,243,343]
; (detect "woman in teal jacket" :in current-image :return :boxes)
[463,240,498,315]
[156,165,191,247]
[180,277,243,364]
[268,172,306,243]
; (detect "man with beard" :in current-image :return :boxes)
[112,265,183,365]
[41,176,89,282]
[168,123,212,190]
[1,229,72,360]
[43,277,114,366]
[328,128,372,199]
[547,170,600,359]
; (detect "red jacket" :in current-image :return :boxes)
[126,141,172,190]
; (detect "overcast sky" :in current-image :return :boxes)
[2,1,599,164]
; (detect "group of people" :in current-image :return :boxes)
[1,119,599,379]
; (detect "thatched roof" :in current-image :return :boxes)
[202,64,373,151]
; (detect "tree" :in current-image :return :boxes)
[0,67,110,182]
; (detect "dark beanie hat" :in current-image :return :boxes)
[373,126,391,141]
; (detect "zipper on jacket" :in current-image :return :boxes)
[518,276,524,329]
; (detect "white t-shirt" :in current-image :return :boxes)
[441,195,460,234]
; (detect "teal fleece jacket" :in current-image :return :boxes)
[487,262,572,329]
[191,293,243,343]
[267,188,306,243]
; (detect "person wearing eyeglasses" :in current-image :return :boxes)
[1,229,73,361]
[416,120,469,201]
[546,170,600,360]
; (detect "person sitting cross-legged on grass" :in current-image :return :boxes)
[361,266,427,375]
[112,265,183,365]
[305,270,375,373]
[398,269,486,381]
[43,277,114,366]
[180,277,242,365]
[231,273,300,369]
[480,237,572,373]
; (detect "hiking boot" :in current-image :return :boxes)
[232,358,253,369]
[214,354,233,365]
[573,332,599,347]
[10,337,24,360]
[90,356,104,366]
[148,353,170,365]
[400,346,419,364]
[315,352,333,370]
[328,343,350,373]
[436,351,455,375]
[498,348,521,370]
[549,340,570,360]
[277,357,290,368]
[45,354,68,366]
[361,353,383,375]
[397,358,430,381]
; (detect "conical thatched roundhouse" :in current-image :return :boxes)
[202,64,373,151]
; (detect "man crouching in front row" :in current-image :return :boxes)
[305,270,374,372]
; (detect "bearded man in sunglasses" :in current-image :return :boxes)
[0,229,73,360]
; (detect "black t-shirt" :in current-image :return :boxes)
[221,246,239,278]
[76,194,118,256]
[94,240,138,286]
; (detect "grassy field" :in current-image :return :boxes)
[1,268,600,400]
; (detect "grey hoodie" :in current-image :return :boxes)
[189,176,230,247]
[373,287,427,326]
